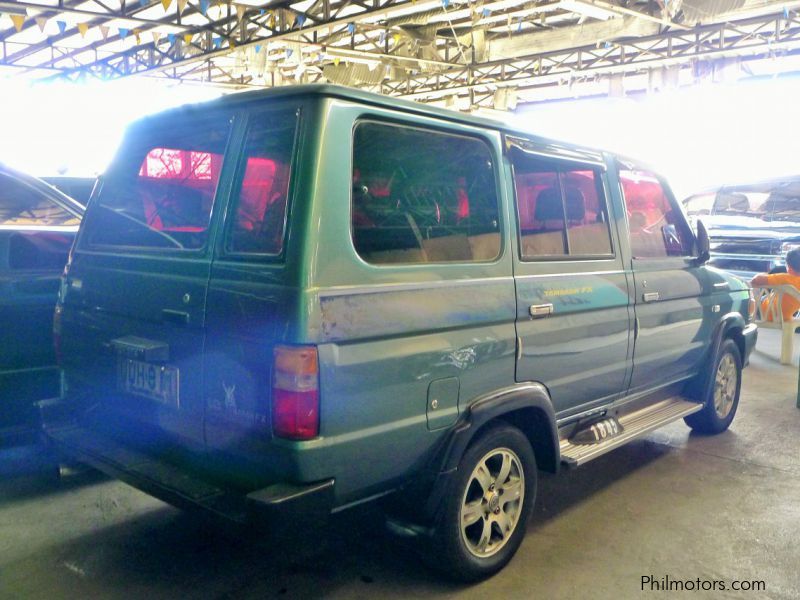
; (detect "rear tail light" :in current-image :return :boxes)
[272,345,319,440]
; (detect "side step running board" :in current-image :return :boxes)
[560,398,703,468]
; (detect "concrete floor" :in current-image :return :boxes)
[1,330,799,599]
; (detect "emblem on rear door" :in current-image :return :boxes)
[222,382,237,409]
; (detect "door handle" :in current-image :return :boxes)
[162,309,190,325]
[642,292,660,303]
[529,303,554,318]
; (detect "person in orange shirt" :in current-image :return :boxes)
[751,248,800,321]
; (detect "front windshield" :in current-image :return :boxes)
[707,187,800,226]
[767,196,800,222]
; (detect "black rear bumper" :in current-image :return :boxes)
[44,419,334,531]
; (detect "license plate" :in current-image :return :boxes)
[118,358,179,407]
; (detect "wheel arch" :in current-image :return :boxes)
[448,383,559,473]
[689,312,745,402]
[716,312,746,353]
[725,322,746,362]
[422,382,559,522]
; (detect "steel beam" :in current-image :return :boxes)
[385,11,800,100]
[1,0,799,110]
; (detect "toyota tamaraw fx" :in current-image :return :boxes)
[42,85,756,581]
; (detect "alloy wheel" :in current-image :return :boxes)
[713,353,738,419]
[459,447,525,558]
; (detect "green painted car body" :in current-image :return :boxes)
[48,85,756,532]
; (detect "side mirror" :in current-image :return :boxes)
[695,219,710,264]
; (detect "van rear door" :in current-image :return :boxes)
[60,109,235,448]
[202,106,300,471]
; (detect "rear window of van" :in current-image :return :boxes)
[224,111,297,256]
[83,112,232,251]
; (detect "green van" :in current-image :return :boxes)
[43,85,757,581]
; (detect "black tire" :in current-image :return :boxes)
[684,338,742,434]
[429,423,537,582]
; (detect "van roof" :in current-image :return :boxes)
[136,84,607,159]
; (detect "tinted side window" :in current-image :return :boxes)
[225,112,297,255]
[515,170,566,256]
[86,113,231,251]
[513,161,612,259]
[352,122,500,264]
[0,174,78,227]
[619,169,693,258]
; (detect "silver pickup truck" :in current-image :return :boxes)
[683,176,800,280]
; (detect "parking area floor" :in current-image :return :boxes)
[1,329,799,599]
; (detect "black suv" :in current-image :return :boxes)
[1,164,84,445]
